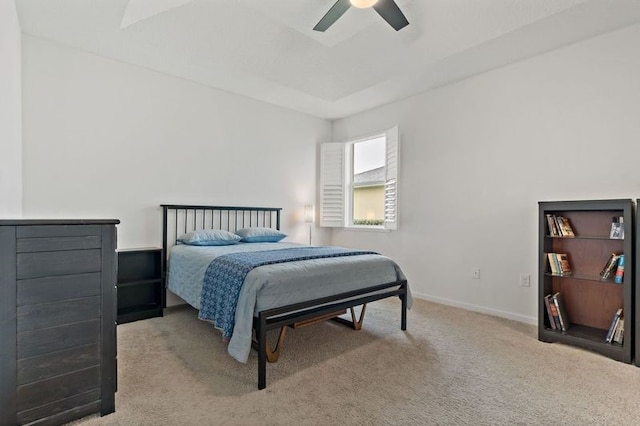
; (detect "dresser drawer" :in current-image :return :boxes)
[17,249,102,280]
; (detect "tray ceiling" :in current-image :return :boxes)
[16,0,640,119]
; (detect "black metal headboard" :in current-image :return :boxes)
[161,204,282,253]
[160,204,282,307]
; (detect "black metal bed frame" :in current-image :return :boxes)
[161,204,408,390]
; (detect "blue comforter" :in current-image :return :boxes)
[198,246,377,340]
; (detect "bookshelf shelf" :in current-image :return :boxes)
[543,272,622,284]
[545,235,623,241]
[539,199,633,364]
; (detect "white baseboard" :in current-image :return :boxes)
[411,291,537,325]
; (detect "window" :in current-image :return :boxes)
[352,137,385,226]
[320,126,398,230]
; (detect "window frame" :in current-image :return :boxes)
[320,126,399,231]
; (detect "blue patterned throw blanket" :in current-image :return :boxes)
[198,246,377,340]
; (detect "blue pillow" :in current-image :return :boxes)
[177,229,241,246]
[235,227,286,243]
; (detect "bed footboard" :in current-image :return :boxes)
[255,279,408,390]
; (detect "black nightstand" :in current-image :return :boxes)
[117,248,163,324]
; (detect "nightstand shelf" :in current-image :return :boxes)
[117,248,163,324]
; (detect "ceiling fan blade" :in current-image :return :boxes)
[372,0,409,31]
[313,0,351,32]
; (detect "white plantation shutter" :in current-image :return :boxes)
[384,126,399,230]
[320,143,345,227]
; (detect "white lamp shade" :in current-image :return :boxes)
[304,205,315,223]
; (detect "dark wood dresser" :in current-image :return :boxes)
[0,219,119,425]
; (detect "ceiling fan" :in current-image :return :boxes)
[314,0,409,32]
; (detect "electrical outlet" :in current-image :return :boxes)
[520,273,530,287]
[472,267,480,279]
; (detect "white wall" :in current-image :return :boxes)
[22,36,331,249]
[0,0,22,217]
[331,23,640,324]
[20,22,640,323]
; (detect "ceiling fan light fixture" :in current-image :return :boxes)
[315,0,407,32]
[350,0,378,8]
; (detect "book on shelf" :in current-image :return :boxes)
[546,214,575,237]
[554,216,563,235]
[556,253,572,275]
[600,253,621,280]
[552,292,570,332]
[609,216,624,239]
[546,214,559,237]
[612,318,624,344]
[546,253,571,276]
[557,216,575,237]
[543,294,557,330]
[614,254,625,284]
[545,294,562,331]
[605,308,623,343]
[547,253,559,275]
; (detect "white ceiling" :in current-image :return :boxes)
[16,0,640,119]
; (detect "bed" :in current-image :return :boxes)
[161,204,410,389]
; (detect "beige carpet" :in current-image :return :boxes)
[74,298,640,425]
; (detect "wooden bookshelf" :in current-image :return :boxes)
[538,200,633,363]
